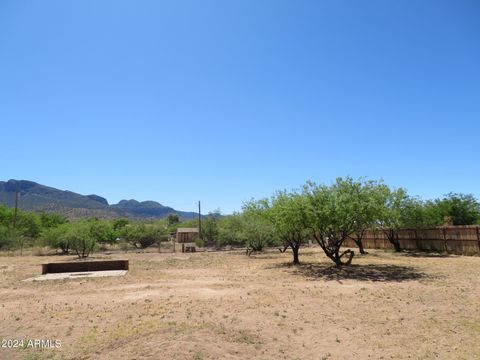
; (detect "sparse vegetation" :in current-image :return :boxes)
[1,249,480,360]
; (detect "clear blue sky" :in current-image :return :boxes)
[1,1,479,214]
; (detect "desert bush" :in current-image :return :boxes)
[0,226,29,253]
[167,213,180,226]
[201,212,220,246]
[87,219,115,244]
[120,223,166,249]
[216,213,246,247]
[39,212,68,229]
[241,203,279,254]
[0,226,16,250]
[112,218,129,231]
[40,224,71,254]
[67,222,97,258]
[15,212,41,238]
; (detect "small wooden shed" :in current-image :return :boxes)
[176,228,199,243]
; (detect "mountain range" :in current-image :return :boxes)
[0,179,197,220]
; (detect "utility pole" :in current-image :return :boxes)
[13,186,19,229]
[13,185,23,256]
[198,200,202,239]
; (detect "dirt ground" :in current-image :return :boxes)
[1,247,480,360]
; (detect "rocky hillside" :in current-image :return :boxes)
[0,179,197,220]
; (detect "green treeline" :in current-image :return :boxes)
[0,177,479,265]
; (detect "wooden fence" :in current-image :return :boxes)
[342,226,480,255]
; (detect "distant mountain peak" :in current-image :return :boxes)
[117,199,140,206]
[4,179,38,191]
[0,179,197,220]
[86,194,109,206]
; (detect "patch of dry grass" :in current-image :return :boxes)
[0,248,479,359]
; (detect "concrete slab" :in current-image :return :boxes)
[23,270,128,282]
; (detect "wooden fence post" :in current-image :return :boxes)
[477,227,480,254]
[443,227,448,253]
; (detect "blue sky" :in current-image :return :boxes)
[0,1,479,214]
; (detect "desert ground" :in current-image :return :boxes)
[1,247,480,360]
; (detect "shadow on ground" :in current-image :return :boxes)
[270,262,429,282]
[399,250,452,258]
[248,247,319,259]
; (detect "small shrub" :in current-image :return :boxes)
[68,223,97,258]
[41,224,71,254]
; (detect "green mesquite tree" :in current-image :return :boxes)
[261,190,311,264]
[304,178,380,266]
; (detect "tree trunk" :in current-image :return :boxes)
[393,232,401,252]
[384,230,402,252]
[333,249,355,266]
[292,246,300,265]
[393,241,401,252]
[313,233,355,266]
[332,252,342,267]
[342,250,355,265]
[443,228,448,253]
[353,230,367,255]
[354,238,367,255]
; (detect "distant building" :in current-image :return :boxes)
[176,228,199,243]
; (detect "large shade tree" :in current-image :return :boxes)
[345,178,386,255]
[304,177,377,266]
[378,187,411,252]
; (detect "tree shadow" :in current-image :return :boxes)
[270,262,429,282]
[249,253,287,260]
[399,250,452,258]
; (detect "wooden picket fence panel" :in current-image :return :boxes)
[342,226,480,255]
